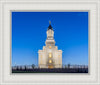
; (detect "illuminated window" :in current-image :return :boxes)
[49,60,52,63]
[49,53,52,58]
[49,46,52,49]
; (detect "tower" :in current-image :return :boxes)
[38,21,62,69]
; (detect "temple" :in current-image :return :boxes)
[38,21,62,69]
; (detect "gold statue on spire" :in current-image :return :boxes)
[49,20,51,25]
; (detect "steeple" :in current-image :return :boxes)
[47,20,53,31]
[46,21,55,45]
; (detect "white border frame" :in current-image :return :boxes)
[0,0,100,85]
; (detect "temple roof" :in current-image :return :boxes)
[47,21,53,31]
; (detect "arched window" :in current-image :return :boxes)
[49,53,52,58]
[49,60,52,63]
[49,46,52,49]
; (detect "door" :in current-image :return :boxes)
[48,65,53,69]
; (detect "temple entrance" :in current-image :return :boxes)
[48,65,53,69]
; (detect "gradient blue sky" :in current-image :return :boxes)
[12,12,88,66]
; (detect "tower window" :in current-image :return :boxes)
[49,46,52,49]
[49,53,52,58]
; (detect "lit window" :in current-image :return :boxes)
[49,46,52,49]
[49,60,52,63]
[49,53,52,58]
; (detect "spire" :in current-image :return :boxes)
[47,20,53,31]
[49,20,51,25]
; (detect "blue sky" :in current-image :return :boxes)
[12,12,88,66]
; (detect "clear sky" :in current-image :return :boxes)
[12,12,88,66]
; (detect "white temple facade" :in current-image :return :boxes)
[38,21,62,69]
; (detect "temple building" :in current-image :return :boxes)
[38,21,62,69]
